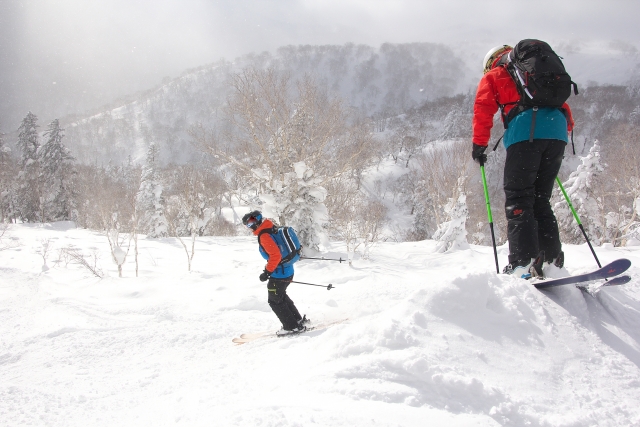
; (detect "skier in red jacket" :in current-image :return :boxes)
[472,45,575,278]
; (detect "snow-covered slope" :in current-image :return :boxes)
[1,223,640,426]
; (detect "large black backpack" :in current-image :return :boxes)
[498,39,579,143]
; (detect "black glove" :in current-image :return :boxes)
[472,143,488,165]
[259,270,272,282]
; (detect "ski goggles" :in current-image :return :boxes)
[245,218,258,228]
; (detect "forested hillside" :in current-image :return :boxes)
[61,43,469,165]
[1,43,639,254]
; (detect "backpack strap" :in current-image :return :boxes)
[257,226,277,254]
[258,226,300,268]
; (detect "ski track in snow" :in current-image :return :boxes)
[1,223,640,426]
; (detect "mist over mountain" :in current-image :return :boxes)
[6,40,640,168]
[60,43,470,165]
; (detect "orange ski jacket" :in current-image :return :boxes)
[253,219,282,273]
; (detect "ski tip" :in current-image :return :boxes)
[606,258,632,272]
[602,275,632,287]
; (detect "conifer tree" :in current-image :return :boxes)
[0,133,14,222]
[41,119,78,221]
[137,142,168,237]
[433,179,469,253]
[15,112,42,222]
[554,140,605,245]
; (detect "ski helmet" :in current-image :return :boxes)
[483,45,512,74]
[242,210,263,230]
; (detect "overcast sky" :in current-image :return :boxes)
[1,0,639,132]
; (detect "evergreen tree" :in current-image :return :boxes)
[17,112,39,168]
[0,133,15,222]
[40,119,78,221]
[407,176,434,241]
[15,112,42,222]
[433,180,469,253]
[554,140,605,245]
[137,142,167,237]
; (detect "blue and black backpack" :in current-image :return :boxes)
[258,226,302,268]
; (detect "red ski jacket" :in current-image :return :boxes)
[472,65,575,147]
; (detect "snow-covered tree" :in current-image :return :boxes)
[603,124,640,245]
[40,119,78,221]
[17,112,39,168]
[0,134,15,222]
[163,165,223,271]
[256,161,329,252]
[137,142,167,237]
[554,140,605,245]
[15,112,42,222]
[406,139,473,243]
[191,69,375,248]
[403,175,434,241]
[325,176,387,262]
[433,179,469,253]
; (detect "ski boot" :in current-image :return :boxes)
[298,315,310,326]
[503,251,545,279]
[546,250,564,268]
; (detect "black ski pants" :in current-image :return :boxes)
[503,139,565,264]
[267,275,302,330]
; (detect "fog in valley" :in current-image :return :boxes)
[1,0,639,132]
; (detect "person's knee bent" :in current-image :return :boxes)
[268,290,285,306]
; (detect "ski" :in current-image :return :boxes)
[533,258,631,289]
[232,318,348,345]
[599,275,631,287]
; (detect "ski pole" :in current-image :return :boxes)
[555,177,601,268]
[300,256,346,263]
[289,280,334,290]
[480,158,500,274]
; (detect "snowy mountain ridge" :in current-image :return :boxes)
[62,43,469,165]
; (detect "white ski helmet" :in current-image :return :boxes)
[483,45,512,74]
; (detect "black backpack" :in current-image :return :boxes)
[497,39,579,144]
